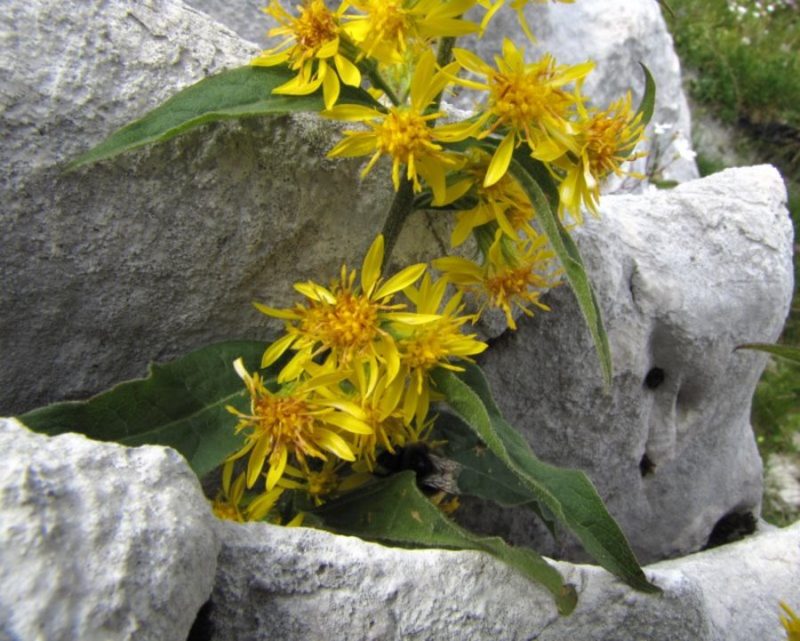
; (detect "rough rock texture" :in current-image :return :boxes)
[187,0,699,186]
[0,0,401,415]
[464,165,794,563]
[204,517,800,641]
[0,418,219,641]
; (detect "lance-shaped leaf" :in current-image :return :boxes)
[67,65,382,169]
[18,340,269,477]
[433,364,659,594]
[506,151,613,387]
[312,471,578,615]
[637,63,657,127]
[736,342,800,365]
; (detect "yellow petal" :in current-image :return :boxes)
[324,412,373,435]
[316,429,356,461]
[327,133,378,158]
[294,281,335,303]
[265,446,288,491]
[247,437,271,488]
[484,132,515,187]
[253,302,299,320]
[361,235,384,297]
[322,104,383,121]
[247,487,284,521]
[383,312,442,324]
[334,54,361,87]
[261,333,297,368]
[374,263,426,299]
[322,66,340,110]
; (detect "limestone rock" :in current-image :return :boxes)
[203,517,800,641]
[465,165,794,563]
[0,418,219,641]
[0,0,402,416]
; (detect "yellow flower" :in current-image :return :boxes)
[342,0,479,65]
[781,602,800,641]
[252,0,361,110]
[226,358,373,491]
[445,38,593,187]
[255,234,436,383]
[278,460,344,506]
[324,50,468,205]
[556,93,646,220]
[394,273,488,425]
[434,229,558,329]
[448,150,537,247]
[211,460,286,522]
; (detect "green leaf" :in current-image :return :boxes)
[507,152,613,387]
[433,364,659,594]
[312,471,578,615]
[67,65,382,170]
[637,63,657,127]
[18,340,269,477]
[737,342,800,365]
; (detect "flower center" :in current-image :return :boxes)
[255,396,315,443]
[304,291,380,354]
[375,109,435,163]
[368,1,408,43]
[294,0,338,51]
[403,329,448,370]
[490,69,559,129]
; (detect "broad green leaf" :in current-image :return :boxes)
[506,151,613,387]
[433,364,659,594]
[18,340,269,477]
[67,65,382,169]
[737,342,800,365]
[312,471,578,615]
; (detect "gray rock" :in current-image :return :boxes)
[205,516,800,641]
[466,165,794,563]
[0,0,400,416]
[0,417,219,641]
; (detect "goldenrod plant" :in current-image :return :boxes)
[24,0,661,612]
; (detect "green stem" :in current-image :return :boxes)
[380,177,416,268]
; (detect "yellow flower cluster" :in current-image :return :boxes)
[215,235,486,521]
[222,0,651,522]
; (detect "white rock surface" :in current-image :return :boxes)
[467,165,794,563]
[204,517,800,641]
[0,418,219,641]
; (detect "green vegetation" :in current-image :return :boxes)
[664,0,800,523]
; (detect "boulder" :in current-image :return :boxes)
[204,516,800,641]
[465,165,794,563]
[0,0,398,416]
[0,418,219,641]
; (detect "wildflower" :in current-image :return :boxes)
[434,229,558,329]
[448,150,537,247]
[341,0,479,65]
[226,358,373,491]
[255,234,436,382]
[394,273,488,424]
[252,0,360,110]
[556,93,645,219]
[211,460,286,522]
[780,602,800,641]
[447,38,593,187]
[324,50,469,204]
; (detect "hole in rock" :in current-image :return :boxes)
[639,453,656,477]
[703,511,756,550]
[187,599,214,641]
[644,367,665,390]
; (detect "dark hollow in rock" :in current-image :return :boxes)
[703,511,757,550]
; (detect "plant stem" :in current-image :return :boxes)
[380,177,416,268]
